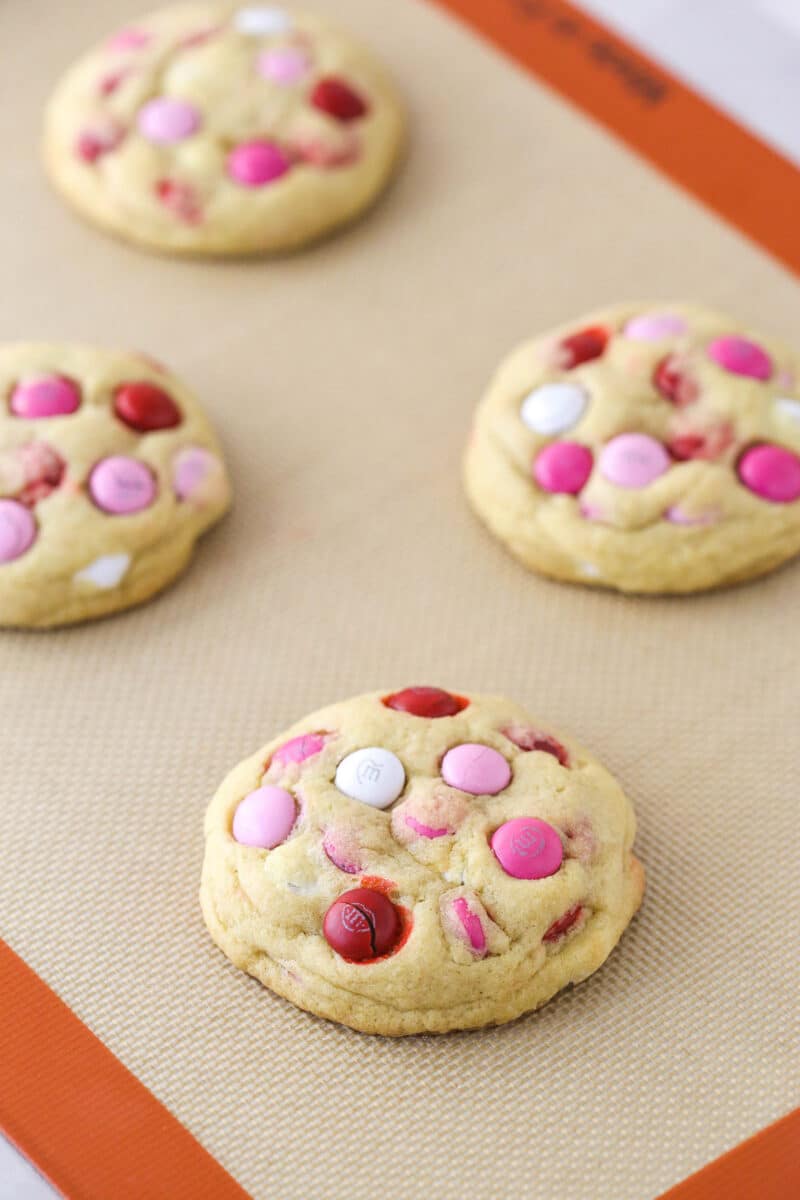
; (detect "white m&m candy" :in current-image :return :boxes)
[520,383,588,436]
[335,748,405,809]
[233,7,292,36]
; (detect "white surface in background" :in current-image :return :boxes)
[0,1136,58,1199]
[1,1,798,1197]
[579,0,800,165]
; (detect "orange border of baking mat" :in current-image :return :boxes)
[430,0,800,277]
[658,1107,800,1199]
[2,3,800,1196]
[0,941,251,1199]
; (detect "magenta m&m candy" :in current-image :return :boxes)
[89,456,157,515]
[10,375,81,418]
[233,785,297,848]
[599,433,670,489]
[533,441,593,495]
[323,887,401,961]
[708,335,772,380]
[227,140,291,186]
[0,501,37,564]
[441,743,511,795]
[738,444,800,503]
[491,817,563,880]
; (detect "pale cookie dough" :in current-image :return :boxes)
[464,303,800,593]
[43,4,404,257]
[0,343,231,627]
[201,687,644,1035]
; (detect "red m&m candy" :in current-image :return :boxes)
[114,382,182,432]
[310,77,368,122]
[383,687,468,718]
[543,903,583,943]
[556,326,608,369]
[323,887,401,961]
[653,355,699,407]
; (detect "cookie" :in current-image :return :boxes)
[201,688,644,1035]
[0,343,230,627]
[464,304,800,593]
[43,4,404,257]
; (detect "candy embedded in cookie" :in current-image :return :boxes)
[43,4,405,257]
[464,304,800,592]
[201,689,644,1035]
[0,342,231,627]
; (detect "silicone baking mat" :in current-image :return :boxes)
[1,2,798,1198]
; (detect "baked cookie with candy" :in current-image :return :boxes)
[43,4,404,256]
[0,343,230,627]
[464,304,800,593]
[201,688,644,1035]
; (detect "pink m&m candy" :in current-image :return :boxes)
[172,447,218,502]
[600,433,670,488]
[707,335,772,381]
[451,897,486,954]
[107,27,151,51]
[0,501,37,564]
[272,733,326,766]
[227,140,291,186]
[257,47,311,85]
[10,375,80,418]
[738,444,800,503]
[533,441,593,495]
[405,815,449,839]
[138,98,201,144]
[441,744,511,795]
[491,817,563,880]
[89,457,157,515]
[233,785,297,848]
[623,313,688,341]
[665,505,719,526]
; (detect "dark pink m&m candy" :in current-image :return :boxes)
[533,441,593,495]
[738,444,800,503]
[383,687,468,718]
[491,817,563,880]
[10,375,80,419]
[323,887,401,961]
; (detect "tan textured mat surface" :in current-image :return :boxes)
[1,1,798,1197]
